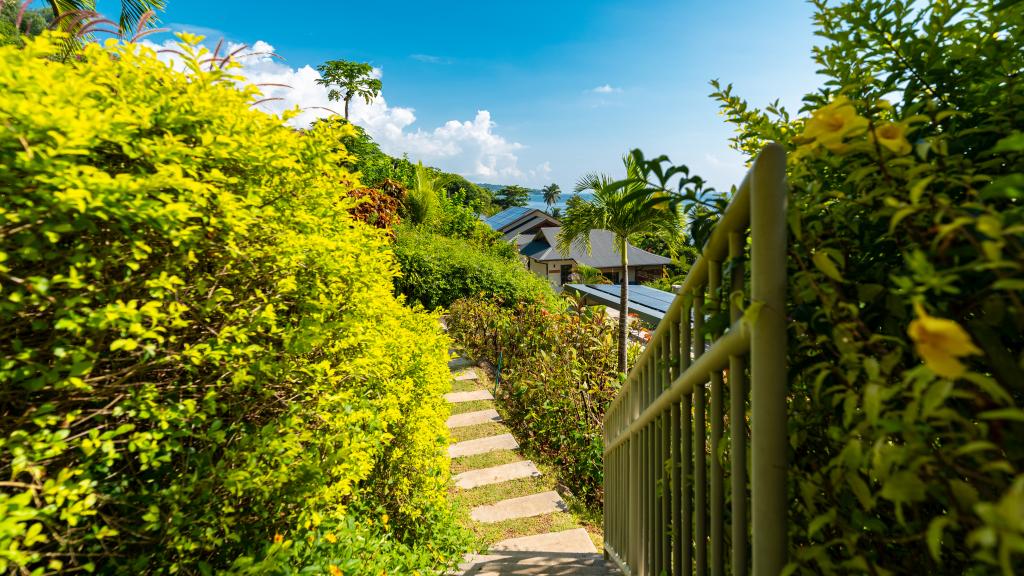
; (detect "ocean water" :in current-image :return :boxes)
[524,191,592,214]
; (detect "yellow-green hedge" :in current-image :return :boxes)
[0,35,464,573]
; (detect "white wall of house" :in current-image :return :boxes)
[527,258,576,289]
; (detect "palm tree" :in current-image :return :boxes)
[542,183,561,212]
[46,1,165,35]
[557,155,681,373]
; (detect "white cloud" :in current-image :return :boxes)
[589,84,621,94]
[141,37,543,185]
[410,53,451,64]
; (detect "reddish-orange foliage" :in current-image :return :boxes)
[347,186,402,237]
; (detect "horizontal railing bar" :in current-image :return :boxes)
[603,168,753,423]
[604,323,749,453]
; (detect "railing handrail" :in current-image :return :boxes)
[602,143,788,576]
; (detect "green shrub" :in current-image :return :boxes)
[711,1,1023,572]
[0,34,465,573]
[393,225,558,310]
[446,297,619,505]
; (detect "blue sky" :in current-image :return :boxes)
[99,0,823,193]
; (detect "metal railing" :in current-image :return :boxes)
[603,144,788,576]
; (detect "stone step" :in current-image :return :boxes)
[470,491,567,524]
[461,562,611,575]
[454,368,479,381]
[447,408,502,429]
[459,529,617,575]
[445,389,493,403]
[491,528,598,554]
[449,433,518,458]
[449,357,475,370]
[454,460,541,490]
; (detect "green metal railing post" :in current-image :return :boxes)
[729,232,749,576]
[750,144,788,576]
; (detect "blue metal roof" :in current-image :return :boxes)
[483,206,532,231]
[563,283,676,327]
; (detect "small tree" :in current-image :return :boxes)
[315,59,382,120]
[495,184,530,209]
[558,154,683,373]
[542,183,561,210]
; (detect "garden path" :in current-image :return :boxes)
[446,355,620,575]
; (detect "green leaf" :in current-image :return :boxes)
[809,508,837,537]
[812,251,844,282]
[863,384,881,424]
[980,174,1024,200]
[880,471,928,504]
[979,408,1024,422]
[991,131,1024,153]
[991,279,1024,291]
[927,516,952,562]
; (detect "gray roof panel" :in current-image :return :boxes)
[524,227,672,268]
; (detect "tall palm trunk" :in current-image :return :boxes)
[618,237,629,373]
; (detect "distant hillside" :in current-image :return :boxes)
[475,183,543,195]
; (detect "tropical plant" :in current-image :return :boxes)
[495,184,530,209]
[550,207,562,219]
[315,59,382,120]
[44,0,164,34]
[404,161,441,226]
[542,182,561,209]
[572,264,611,284]
[558,154,683,372]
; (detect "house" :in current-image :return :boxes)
[520,227,672,288]
[481,206,562,250]
[482,207,672,289]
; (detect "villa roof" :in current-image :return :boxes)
[483,207,560,234]
[563,283,675,326]
[520,227,673,268]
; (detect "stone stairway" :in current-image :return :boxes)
[446,355,620,576]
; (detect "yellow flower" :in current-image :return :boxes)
[908,303,982,378]
[799,96,869,152]
[381,513,388,526]
[273,533,284,544]
[873,122,912,155]
[324,532,337,544]
[329,565,342,576]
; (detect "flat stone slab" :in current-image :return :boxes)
[449,433,518,458]
[454,368,479,381]
[454,460,541,489]
[458,530,616,575]
[449,357,475,370]
[447,408,502,429]
[445,389,493,403]
[491,528,598,554]
[470,490,567,523]
[462,562,610,575]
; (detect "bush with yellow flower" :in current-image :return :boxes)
[0,34,467,574]
[712,0,1023,573]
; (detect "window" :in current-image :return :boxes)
[560,264,572,285]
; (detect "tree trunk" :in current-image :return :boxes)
[344,96,351,120]
[618,237,629,374]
